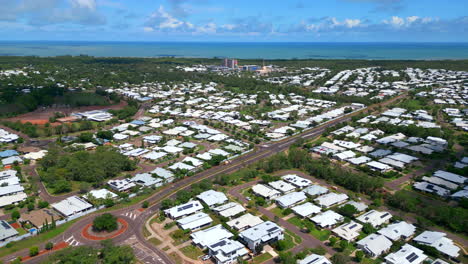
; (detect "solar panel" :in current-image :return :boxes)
[210,240,226,248]
[177,203,194,212]
[305,257,319,264]
[349,224,357,229]
[406,252,419,263]
[380,213,390,218]
[1,221,11,229]
[267,227,278,232]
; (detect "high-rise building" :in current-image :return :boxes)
[222,58,238,68]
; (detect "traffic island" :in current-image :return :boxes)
[81,218,128,241]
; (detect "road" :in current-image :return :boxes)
[4,94,409,264]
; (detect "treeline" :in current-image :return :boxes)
[386,191,467,234]
[39,146,136,193]
[258,147,384,194]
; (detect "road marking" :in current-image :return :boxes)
[65,236,81,246]
[124,212,137,220]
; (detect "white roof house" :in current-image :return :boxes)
[332,221,363,241]
[433,170,467,184]
[131,173,162,187]
[87,189,117,200]
[377,221,416,241]
[213,202,246,218]
[226,213,263,231]
[239,221,284,251]
[310,210,344,228]
[251,184,281,199]
[177,212,213,230]
[314,193,348,208]
[165,200,204,219]
[413,231,460,258]
[275,191,307,208]
[207,238,249,264]
[341,201,368,212]
[191,224,233,249]
[0,220,18,242]
[385,244,427,264]
[169,162,195,171]
[52,196,93,217]
[356,210,392,227]
[357,234,393,257]
[107,178,136,192]
[268,180,296,194]
[291,202,321,218]
[281,174,311,188]
[197,190,228,207]
[298,254,332,264]
[303,185,328,196]
[151,167,174,182]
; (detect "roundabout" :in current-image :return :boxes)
[81,217,128,241]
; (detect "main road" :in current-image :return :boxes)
[6,94,406,264]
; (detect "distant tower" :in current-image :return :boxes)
[222,58,238,69]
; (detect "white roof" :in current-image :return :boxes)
[182,157,204,167]
[165,200,204,219]
[275,191,307,208]
[377,221,416,241]
[268,180,296,193]
[298,254,331,264]
[239,221,283,242]
[107,178,136,192]
[281,174,311,188]
[131,173,162,187]
[0,192,27,207]
[252,184,280,199]
[0,184,24,196]
[341,201,368,212]
[385,244,427,264]
[356,210,392,227]
[169,162,195,171]
[208,238,249,264]
[357,234,393,257]
[177,212,213,230]
[413,231,460,258]
[303,185,328,196]
[191,224,233,248]
[151,167,174,180]
[314,193,348,208]
[332,221,363,241]
[213,202,246,218]
[197,190,228,207]
[52,196,93,217]
[87,189,117,200]
[310,210,344,228]
[433,170,466,184]
[291,202,321,217]
[227,213,263,231]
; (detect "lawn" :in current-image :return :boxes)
[309,228,331,241]
[270,207,284,218]
[285,230,302,244]
[148,237,162,247]
[180,245,204,260]
[169,230,191,246]
[287,216,304,228]
[142,226,151,237]
[280,233,297,251]
[15,228,27,236]
[169,252,183,264]
[362,257,382,264]
[0,219,77,258]
[252,252,273,264]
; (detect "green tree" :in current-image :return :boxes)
[45,242,54,250]
[93,213,118,232]
[11,210,20,220]
[29,246,39,257]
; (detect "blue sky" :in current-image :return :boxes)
[0,0,467,42]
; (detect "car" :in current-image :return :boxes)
[246,197,251,201]
[201,255,211,261]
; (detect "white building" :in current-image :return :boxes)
[164,200,204,219]
[291,202,321,218]
[298,254,332,264]
[275,191,307,208]
[251,184,280,199]
[310,210,344,228]
[226,213,263,231]
[356,210,392,227]
[357,234,393,257]
[332,221,363,241]
[239,221,284,252]
[208,238,249,264]
[191,224,233,249]
[413,231,460,258]
[107,178,136,192]
[314,193,348,208]
[385,244,427,264]
[52,196,93,218]
[177,212,213,230]
[197,190,228,207]
[377,221,416,241]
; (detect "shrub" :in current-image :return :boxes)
[93,214,118,232]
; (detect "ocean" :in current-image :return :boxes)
[1,41,468,60]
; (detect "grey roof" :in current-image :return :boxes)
[239,221,283,242]
[275,191,307,208]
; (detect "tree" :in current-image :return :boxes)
[336,204,358,218]
[92,213,118,232]
[27,203,35,211]
[328,236,338,247]
[29,246,39,257]
[355,250,364,262]
[38,200,49,209]
[339,240,348,252]
[53,179,72,194]
[45,242,54,250]
[142,201,149,208]
[331,253,351,264]
[11,210,20,220]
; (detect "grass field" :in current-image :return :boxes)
[287,216,304,228]
[270,207,284,218]
[252,252,273,264]
[148,237,162,247]
[309,228,331,241]
[180,245,204,260]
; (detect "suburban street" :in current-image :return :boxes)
[1,93,415,264]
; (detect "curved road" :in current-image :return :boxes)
[4,94,407,264]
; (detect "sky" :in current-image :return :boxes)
[0,0,467,42]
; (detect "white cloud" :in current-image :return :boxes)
[344,19,361,28]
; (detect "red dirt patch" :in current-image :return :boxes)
[81,218,128,241]
[10,222,20,229]
[18,241,69,262]
[5,100,127,125]
[137,208,145,212]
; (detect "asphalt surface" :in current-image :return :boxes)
[5,94,409,264]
